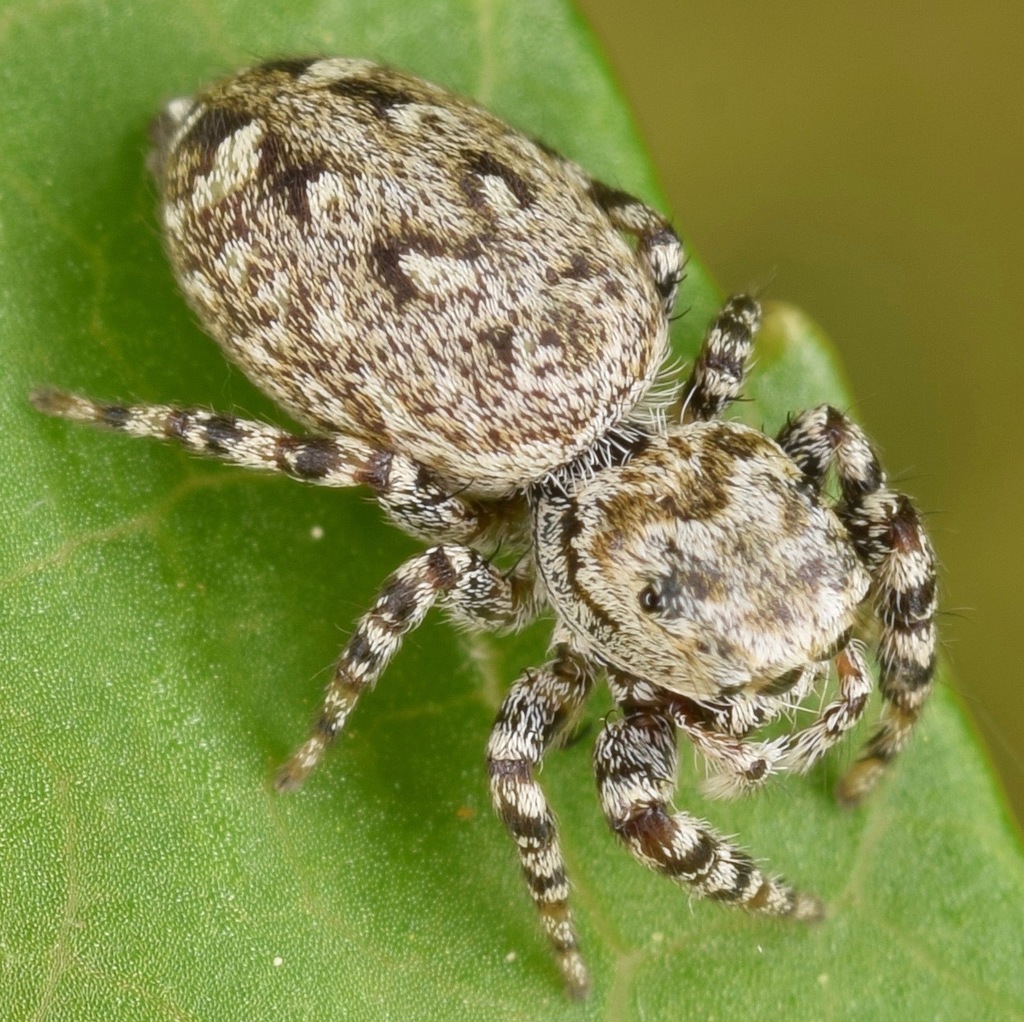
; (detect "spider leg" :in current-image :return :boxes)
[581,176,683,315]
[776,405,938,804]
[608,670,789,798]
[30,389,498,543]
[611,650,866,800]
[486,644,594,999]
[538,149,682,313]
[773,643,873,776]
[684,647,871,799]
[669,295,761,422]
[595,709,823,919]
[276,545,538,791]
[677,715,790,801]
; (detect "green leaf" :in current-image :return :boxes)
[2,2,1021,1019]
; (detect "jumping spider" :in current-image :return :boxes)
[32,58,937,998]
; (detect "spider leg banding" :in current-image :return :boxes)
[595,710,824,919]
[776,406,938,803]
[486,644,594,998]
[278,545,539,792]
[30,390,496,543]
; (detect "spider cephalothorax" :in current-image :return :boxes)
[535,419,870,698]
[33,58,937,999]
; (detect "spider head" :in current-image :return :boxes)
[533,420,869,699]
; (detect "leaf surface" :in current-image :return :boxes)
[2,2,1022,1019]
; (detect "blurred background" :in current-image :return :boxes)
[577,0,1024,826]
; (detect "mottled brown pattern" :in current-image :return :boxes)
[539,421,869,698]
[178,107,255,179]
[462,149,536,207]
[152,57,669,497]
[325,77,417,116]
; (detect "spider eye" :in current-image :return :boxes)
[638,584,663,613]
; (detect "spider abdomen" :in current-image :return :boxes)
[151,58,668,496]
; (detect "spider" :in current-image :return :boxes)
[31,58,937,998]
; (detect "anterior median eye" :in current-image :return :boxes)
[638,584,663,613]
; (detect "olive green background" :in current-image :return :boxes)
[578,0,1024,826]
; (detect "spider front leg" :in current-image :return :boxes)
[277,546,538,791]
[30,389,496,542]
[486,644,594,999]
[667,648,872,800]
[595,709,823,919]
[608,670,793,798]
[774,644,874,778]
[777,405,938,804]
